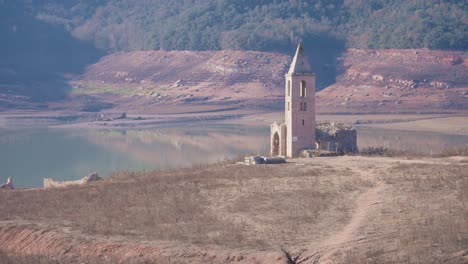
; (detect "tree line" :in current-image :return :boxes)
[5,0,468,53]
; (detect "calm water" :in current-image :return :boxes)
[0,125,269,188]
[1,124,467,188]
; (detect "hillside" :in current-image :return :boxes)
[317,49,468,113]
[42,48,465,114]
[1,1,466,105]
[65,50,289,113]
[15,0,467,52]
[0,1,102,102]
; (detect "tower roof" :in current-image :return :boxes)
[287,42,313,75]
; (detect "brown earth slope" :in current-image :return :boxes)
[70,48,468,114]
[317,49,468,113]
[1,49,466,114]
[68,50,289,113]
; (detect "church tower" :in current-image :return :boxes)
[284,42,316,157]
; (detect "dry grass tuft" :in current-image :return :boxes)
[440,145,468,157]
[358,146,426,157]
[0,252,59,264]
[358,145,468,158]
[0,251,164,264]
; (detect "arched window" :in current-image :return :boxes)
[272,132,280,156]
[287,80,291,96]
[287,102,290,111]
[300,80,306,98]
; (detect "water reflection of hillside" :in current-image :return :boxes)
[82,126,270,168]
[0,126,269,187]
[357,127,468,154]
[83,126,468,160]
[3,124,466,188]
[0,128,150,188]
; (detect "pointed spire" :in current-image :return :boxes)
[287,42,313,75]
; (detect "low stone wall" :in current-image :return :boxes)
[300,149,340,158]
[316,122,357,154]
[44,173,101,189]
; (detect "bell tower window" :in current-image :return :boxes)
[300,80,306,98]
[287,80,291,96]
[299,102,307,111]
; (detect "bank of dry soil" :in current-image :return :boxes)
[0,156,467,263]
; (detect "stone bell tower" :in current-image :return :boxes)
[270,42,316,157]
[284,42,316,157]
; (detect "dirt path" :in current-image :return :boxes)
[298,163,386,264]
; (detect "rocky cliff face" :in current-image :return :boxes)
[317,49,468,113]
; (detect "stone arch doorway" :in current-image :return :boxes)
[272,132,280,156]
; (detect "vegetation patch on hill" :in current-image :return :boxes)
[16,0,467,52]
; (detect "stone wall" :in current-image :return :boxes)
[316,122,357,154]
[44,173,101,189]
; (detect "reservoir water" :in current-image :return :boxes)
[0,125,269,188]
[1,124,467,188]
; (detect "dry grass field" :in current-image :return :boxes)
[0,155,467,263]
[327,159,468,264]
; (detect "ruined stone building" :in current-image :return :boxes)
[270,43,357,157]
[271,43,316,157]
[316,122,357,154]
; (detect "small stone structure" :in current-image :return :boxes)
[243,156,286,165]
[0,177,14,190]
[44,172,101,189]
[97,112,127,121]
[315,122,357,154]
